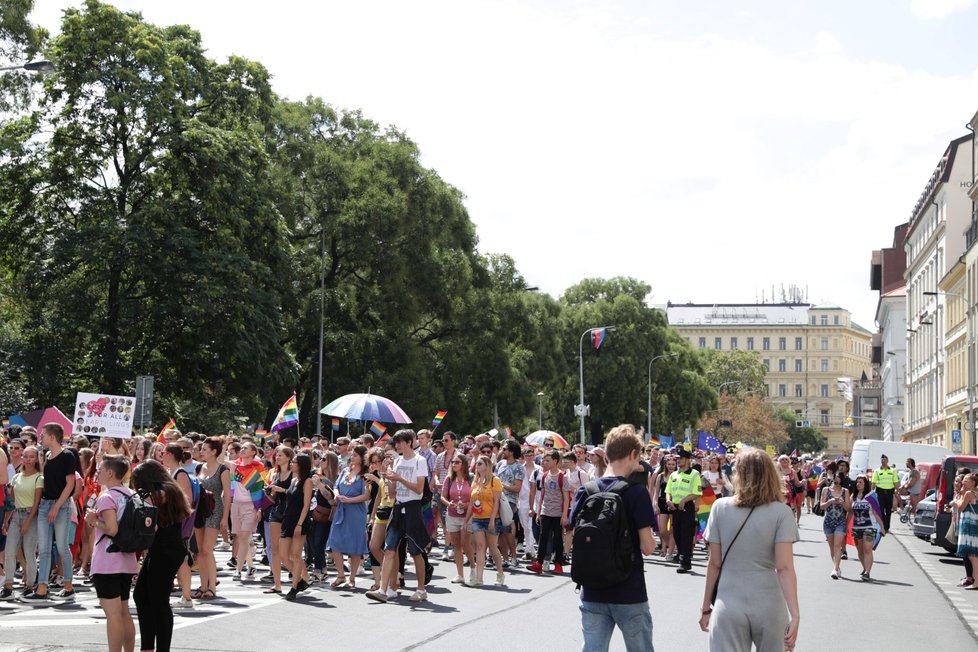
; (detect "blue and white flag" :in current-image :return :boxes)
[659,434,674,448]
[697,430,727,455]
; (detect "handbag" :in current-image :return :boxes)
[499,496,515,527]
[711,506,756,606]
[812,487,826,517]
[947,514,960,546]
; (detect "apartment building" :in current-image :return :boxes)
[665,302,872,455]
[871,223,909,441]
[904,134,973,447]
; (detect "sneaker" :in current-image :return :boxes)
[409,589,428,602]
[365,590,388,603]
[363,559,372,571]
[296,579,310,593]
[553,564,563,575]
[284,588,298,601]
[495,572,505,586]
[676,567,690,574]
[226,558,237,569]
[841,551,848,560]
[21,591,49,602]
[524,550,535,561]
[172,596,194,609]
[502,561,511,570]
[862,573,871,582]
[260,574,275,583]
[527,562,543,574]
[831,570,839,580]
[232,571,242,581]
[53,589,74,601]
[542,562,551,573]
[246,567,256,579]
[216,542,231,552]
[451,575,465,584]
[425,563,434,585]
[466,577,483,587]
[49,576,64,590]
[386,588,399,600]
[511,558,521,569]
[0,587,13,601]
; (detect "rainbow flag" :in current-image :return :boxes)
[255,429,271,443]
[233,461,272,510]
[649,436,661,447]
[370,421,387,438]
[331,417,340,432]
[271,393,299,432]
[592,327,607,350]
[431,410,448,428]
[1,417,10,429]
[158,418,176,440]
[502,426,512,439]
[696,485,717,539]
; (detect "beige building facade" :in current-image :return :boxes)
[666,302,873,455]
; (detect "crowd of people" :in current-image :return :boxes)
[0,421,809,651]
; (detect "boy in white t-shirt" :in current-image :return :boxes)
[366,431,430,604]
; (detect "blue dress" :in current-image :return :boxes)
[326,469,369,555]
[957,501,978,557]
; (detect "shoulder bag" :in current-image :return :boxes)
[711,505,756,606]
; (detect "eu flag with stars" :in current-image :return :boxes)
[697,431,727,454]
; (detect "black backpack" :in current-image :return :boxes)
[99,487,158,553]
[571,480,635,589]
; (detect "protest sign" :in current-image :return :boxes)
[72,392,137,439]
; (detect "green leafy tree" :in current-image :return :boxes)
[0,0,48,112]
[701,349,767,395]
[774,407,827,454]
[0,1,292,431]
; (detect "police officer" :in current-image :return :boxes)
[872,454,899,530]
[665,447,701,574]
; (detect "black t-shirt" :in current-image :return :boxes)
[42,448,79,500]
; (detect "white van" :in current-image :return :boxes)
[848,439,951,479]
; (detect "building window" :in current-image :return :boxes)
[778,384,787,397]
[763,337,771,350]
[795,359,802,372]
[820,315,828,326]
[820,384,829,398]
[714,337,722,350]
[747,337,754,350]
[821,337,829,351]
[820,409,829,426]
[811,316,816,325]
[730,337,738,350]
[795,337,802,350]
[795,384,803,397]
[777,337,785,350]
[821,359,829,372]
[763,358,770,371]
[834,315,840,325]
[699,337,706,348]
[778,359,786,372]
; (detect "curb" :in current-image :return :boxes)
[890,527,978,642]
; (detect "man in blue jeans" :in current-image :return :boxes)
[570,424,655,652]
[25,423,78,601]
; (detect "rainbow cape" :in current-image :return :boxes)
[271,393,299,432]
[233,461,272,510]
[696,485,717,539]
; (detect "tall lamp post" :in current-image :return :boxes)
[647,352,680,438]
[0,60,55,73]
[537,392,545,430]
[578,325,617,446]
[924,290,973,453]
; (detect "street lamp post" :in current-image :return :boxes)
[647,352,680,437]
[537,391,545,430]
[578,325,616,446]
[925,290,973,453]
[0,60,55,73]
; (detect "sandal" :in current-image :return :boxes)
[190,588,205,599]
[343,580,356,589]
[262,587,281,594]
[200,589,217,600]
[330,578,345,588]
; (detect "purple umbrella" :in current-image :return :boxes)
[320,393,412,424]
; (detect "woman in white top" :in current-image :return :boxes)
[702,456,732,497]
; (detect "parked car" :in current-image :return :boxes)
[912,490,937,541]
[934,455,978,553]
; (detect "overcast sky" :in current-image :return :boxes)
[28,0,978,328]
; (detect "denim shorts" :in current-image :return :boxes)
[823,520,847,537]
[470,517,503,535]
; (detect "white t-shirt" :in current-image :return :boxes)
[394,454,428,503]
[563,466,588,498]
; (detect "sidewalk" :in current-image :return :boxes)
[890,519,978,640]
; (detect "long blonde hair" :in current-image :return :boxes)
[733,449,784,507]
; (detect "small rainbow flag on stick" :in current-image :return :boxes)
[370,421,387,438]
[2,417,10,428]
[649,436,661,446]
[502,426,512,439]
[592,327,607,350]
[255,429,270,442]
[331,418,340,432]
[158,418,176,440]
[271,393,299,432]
[431,410,448,428]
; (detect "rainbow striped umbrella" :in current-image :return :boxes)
[525,431,570,449]
[320,393,412,424]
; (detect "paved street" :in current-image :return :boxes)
[1,511,976,651]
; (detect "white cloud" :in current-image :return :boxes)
[26,1,978,329]
[910,0,978,19]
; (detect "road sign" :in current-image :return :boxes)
[765,444,776,457]
[952,428,962,453]
[134,376,154,429]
